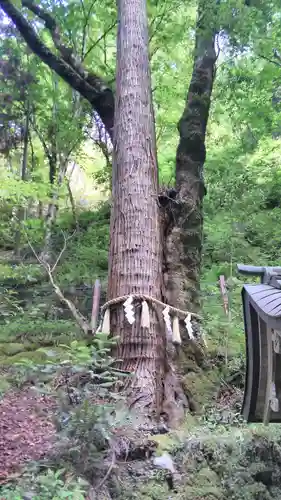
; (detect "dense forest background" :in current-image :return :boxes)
[1,0,281,498]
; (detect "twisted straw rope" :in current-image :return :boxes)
[101,294,202,320]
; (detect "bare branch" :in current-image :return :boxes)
[51,229,76,273]
[83,21,117,61]
[26,232,90,335]
[96,451,116,491]
[80,0,97,59]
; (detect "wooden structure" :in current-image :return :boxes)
[238,264,281,424]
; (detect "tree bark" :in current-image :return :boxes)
[107,0,185,423]
[164,0,217,320]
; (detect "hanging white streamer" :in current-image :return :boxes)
[101,308,110,334]
[163,305,172,337]
[123,295,135,325]
[172,316,181,345]
[184,313,194,340]
[141,300,150,328]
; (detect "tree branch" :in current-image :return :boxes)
[26,231,91,335]
[22,0,87,79]
[0,0,114,138]
[83,20,117,61]
[258,52,281,68]
[80,0,97,59]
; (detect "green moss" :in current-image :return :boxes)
[131,480,169,499]
[0,349,48,365]
[196,467,220,486]
[182,485,224,499]
[0,342,29,356]
[183,367,220,408]
[151,433,182,454]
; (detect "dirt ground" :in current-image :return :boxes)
[0,387,56,484]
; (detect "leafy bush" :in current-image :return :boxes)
[10,335,130,481]
[0,319,79,342]
[0,468,88,499]
[57,221,109,284]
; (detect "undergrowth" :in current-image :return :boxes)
[0,334,130,498]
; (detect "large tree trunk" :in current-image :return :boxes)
[160,1,218,380]
[164,1,217,317]
[107,0,186,425]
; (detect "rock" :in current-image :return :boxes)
[0,342,26,356]
[153,452,175,474]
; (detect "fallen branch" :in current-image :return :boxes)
[26,231,91,335]
[95,450,116,491]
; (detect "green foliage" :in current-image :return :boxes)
[0,319,78,342]
[56,204,110,284]
[0,262,43,285]
[0,468,88,499]
[12,334,131,479]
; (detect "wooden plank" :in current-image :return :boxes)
[219,275,228,315]
[254,316,268,422]
[242,296,261,422]
[241,294,254,422]
[266,299,281,314]
[251,290,281,301]
[271,349,281,422]
[262,326,274,425]
[250,285,274,294]
[254,294,281,311]
[268,303,281,315]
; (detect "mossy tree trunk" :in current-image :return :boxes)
[164,0,217,318]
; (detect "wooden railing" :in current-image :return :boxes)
[237,264,281,424]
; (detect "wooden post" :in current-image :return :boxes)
[91,279,101,334]
[219,275,229,316]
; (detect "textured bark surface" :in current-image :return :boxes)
[108,0,162,413]
[107,0,185,421]
[164,0,217,318]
